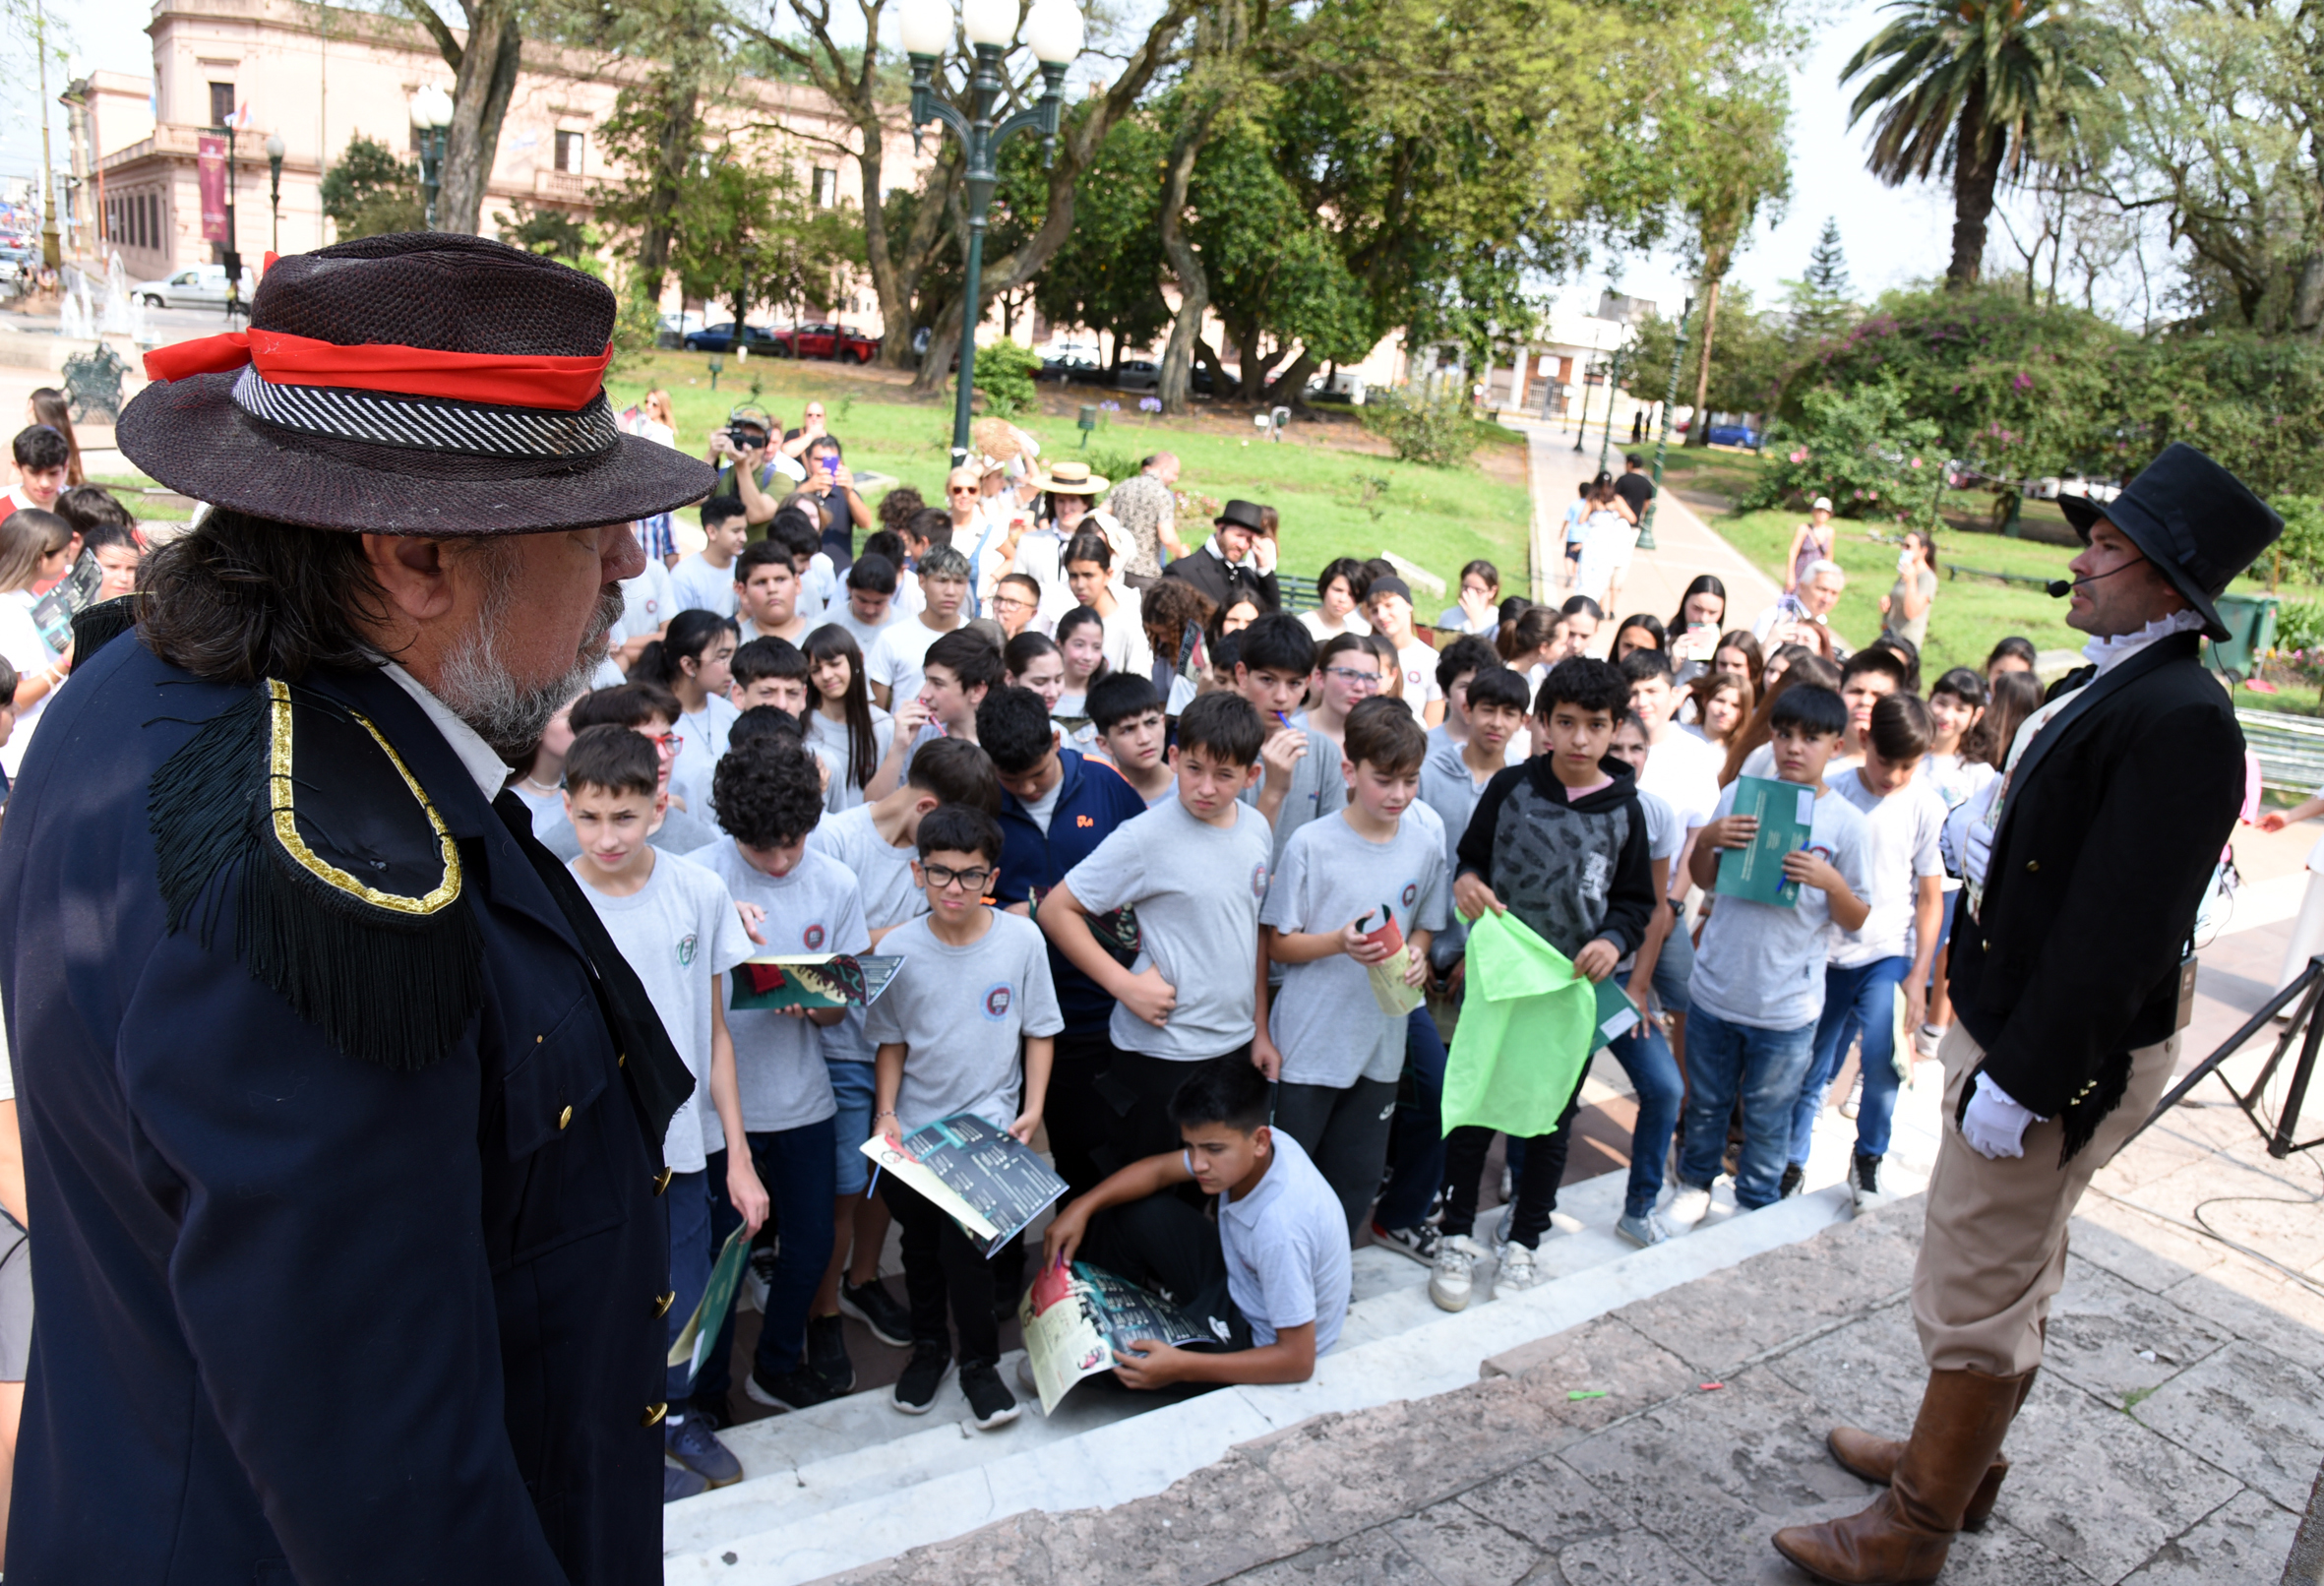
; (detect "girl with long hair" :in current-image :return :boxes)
[1609,613,1666,663]
[1916,666,1997,1061]
[1682,671,1752,753]
[1053,606,1110,719]
[1005,631,1067,715]
[1720,649,1842,787]
[1666,575,1727,675]
[804,624,892,808]
[0,507,76,775]
[631,608,740,816]
[26,389,83,487]
[1297,556,1372,640]
[1710,630,1763,688]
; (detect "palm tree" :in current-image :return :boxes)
[1843,0,2099,289]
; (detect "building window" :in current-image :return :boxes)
[812,166,837,207]
[556,130,583,173]
[209,82,236,128]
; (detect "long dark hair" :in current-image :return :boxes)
[1982,670,2045,772]
[1722,649,1841,787]
[140,508,392,683]
[1667,575,1727,637]
[1004,629,1061,680]
[803,622,879,791]
[30,388,83,486]
[1929,666,1994,763]
[631,608,736,693]
[1054,606,1110,686]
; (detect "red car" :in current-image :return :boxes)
[769,323,881,362]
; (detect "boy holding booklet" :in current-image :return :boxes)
[1042,1058,1351,1388]
[1259,697,1450,1233]
[1673,683,1871,1223]
[871,804,1062,1429]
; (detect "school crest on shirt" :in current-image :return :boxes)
[677,932,698,967]
[1400,881,1419,908]
[982,984,1013,1020]
[803,922,826,950]
[1250,862,1270,899]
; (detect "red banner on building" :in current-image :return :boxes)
[197,136,226,242]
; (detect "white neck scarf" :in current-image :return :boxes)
[2082,608,2206,675]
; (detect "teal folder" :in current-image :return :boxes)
[1714,775,1817,908]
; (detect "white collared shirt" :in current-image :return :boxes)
[376,660,512,802]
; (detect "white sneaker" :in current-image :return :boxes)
[1616,1211,1668,1249]
[1667,1183,1713,1227]
[1497,1241,1545,1293]
[1914,1023,1944,1058]
[1839,1077,1862,1121]
[1430,1235,1487,1312]
[1848,1153,1890,1212]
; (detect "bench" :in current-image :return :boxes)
[2237,706,2324,794]
[1278,573,1318,613]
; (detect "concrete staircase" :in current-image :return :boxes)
[661,1058,1949,1584]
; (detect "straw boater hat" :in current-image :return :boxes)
[119,233,712,534]
[1034,459,1109,496]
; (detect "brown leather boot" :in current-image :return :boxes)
[1823,1369,2036,1533]
[1771,1367,2029,1585]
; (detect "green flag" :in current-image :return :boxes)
[1441,910,1598,1137]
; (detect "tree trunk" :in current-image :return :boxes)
[1946,84,1999,289]
[414,0,523,238]
[635,75,699,303]
[2292,250,2324,335]
[1157,103,1215,416]
[1263,345,1316,407]
[1684,274,1723,448]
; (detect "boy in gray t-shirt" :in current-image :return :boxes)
[1044,692,1274,1170]
[1260,699,1448,1233]
[867,805,1061,1429]
[684,736,872,1414]
[1232,614,1348,876]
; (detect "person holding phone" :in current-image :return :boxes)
[802,434,871,567]
[1667,575,1729,683]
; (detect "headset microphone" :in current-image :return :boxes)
[2046,565,2135,599]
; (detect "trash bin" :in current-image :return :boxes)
[2207,591,2281,680]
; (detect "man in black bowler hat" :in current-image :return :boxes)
[0,233,713,1583]
[1773,443,2281,1584]
[1161,497,1281,613]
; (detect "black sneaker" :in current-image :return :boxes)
[838,1278,913,1348]
[744,1363,834,1413]
[807,1312,855,1395]
[1778,1162,1805,1198]
[892,1339,950,1415]
[1849,1152,1887,1210]
[959,1360,1020,1430]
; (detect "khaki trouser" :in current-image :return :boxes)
[1913,1022,2178,1375]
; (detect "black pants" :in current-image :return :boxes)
[879,1174,1000,1367]
[1271,1077,1399,1238]
[1097,1046,1251,1180]
[1439,1081,1584,1250]
[1045,1029,1128,1204]
[1076,1194,1249,1350]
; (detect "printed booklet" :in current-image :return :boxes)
[859,1112,1068,1255]
[730,954,903,1013]
[1016,1258,1227,1415]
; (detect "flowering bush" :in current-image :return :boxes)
[1742,382,1944,519]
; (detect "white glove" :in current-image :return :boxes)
[1962,819,1994,889]
[1961,1077,2044,1159]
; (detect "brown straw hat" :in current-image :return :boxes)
[1033,459,1109,495]
[118,233,712,535]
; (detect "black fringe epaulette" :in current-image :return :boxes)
[149,679,483,1070]
[69,594,139,665]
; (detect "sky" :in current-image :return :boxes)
[16,0,2025,319]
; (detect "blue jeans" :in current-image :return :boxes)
[1677,1006,1817,1210]
[1650,911,1693,1014]
[1375,1006,1449,1230]
[699,1119,839,1394]
[665,1169,713,1402]
[828,1059,875,1196]
[1606,1021,1683,1219]
[1789,956,1910,1167]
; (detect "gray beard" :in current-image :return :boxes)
[437,560,625,762]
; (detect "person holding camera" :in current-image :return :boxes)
[707,408,806,530]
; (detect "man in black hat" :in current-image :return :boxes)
[0,235,713,1583]
[1161,497,1281,613]
[1772,443,2280,1585]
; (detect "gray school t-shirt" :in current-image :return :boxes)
[1826,767,1947,968]
[1260,813,1450,1087]
[805,801,926,1063]
[1239,726,1348,871]
[1064,798,1274,1061]
[862,911,1065,1133]
[1687,780,1872,1031]
[572,849,756,1172]
[689,838,868,1133]
[1217,1129,1351,1353]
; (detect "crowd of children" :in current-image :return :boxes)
[0,400,2065,1511]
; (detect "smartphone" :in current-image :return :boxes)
[822,456,840,478]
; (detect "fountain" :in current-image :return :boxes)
[54,265,92,340]
[99,252,134,337]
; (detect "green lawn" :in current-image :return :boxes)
[606,351,1535,596]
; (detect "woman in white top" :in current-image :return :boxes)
[803,624,893,810]
[630,608,739,818]
[1435,559,1501,636]
[0,507,73,778]
[1572,480,1638,605]
[1296,557,1373,641]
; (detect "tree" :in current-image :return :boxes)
[319,134,424,239]
[1676,83,1791,445]
[1632,285,1794,425]
[495,200,596,267]
[1022,114,1171,367]
[1783,217,1857,343]
[399,0,523,236]
[1842,0,2101,288]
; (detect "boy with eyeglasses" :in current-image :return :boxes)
[989,573,1044,641]
[870,804,1061,1428]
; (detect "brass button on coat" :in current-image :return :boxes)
[653,1167,674,1195]
[557,1104,573,1130]
[2026,859,2040,872]
[653,1290,676,1318]
[642,1402,668,1429]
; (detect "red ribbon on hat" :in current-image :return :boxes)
[144,327,614,411]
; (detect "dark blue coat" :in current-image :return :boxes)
[992,749,1148,1038]
[0,638,672,1584]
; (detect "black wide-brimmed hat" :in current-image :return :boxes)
[118,233,711,535]
[2059,443,2280,641]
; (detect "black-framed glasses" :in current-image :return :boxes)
[922,864,993,893]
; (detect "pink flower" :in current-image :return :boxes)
[1790,448,1809,463]
[2012,373,2034,392]
[1909,458,1923,468]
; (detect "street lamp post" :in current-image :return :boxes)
[266,132,286,255]
[410,86,454,231]
[1596,341,1630,477]
[898,0,1084,465]
[1639,293,1695,555]
[221,113,244,323]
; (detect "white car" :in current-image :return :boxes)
[131,265,257,309]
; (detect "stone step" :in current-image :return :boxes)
[661,1058,1948,1583]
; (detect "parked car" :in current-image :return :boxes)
[1039,348,1102,382]
[656,310,707,348]
[130,264,257,309]
[832,326,881,363]
[1704,423,1760,448]
[1114,358,1161,392]
[683,322,781,353]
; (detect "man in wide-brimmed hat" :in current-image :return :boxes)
[1161,497,1280,613]
[0,234,715,1583]
[1770,443,2280,1585]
